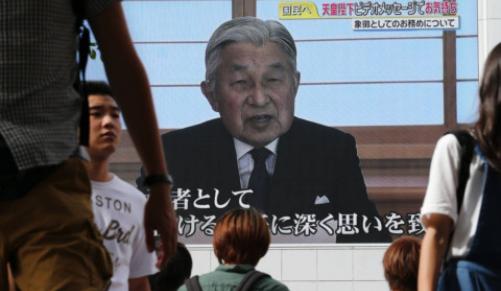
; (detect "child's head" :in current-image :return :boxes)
[383,236,421,291]
[213,207,270,266]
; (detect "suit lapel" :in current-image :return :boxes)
[211,120,241,194]
[268,118,301,214]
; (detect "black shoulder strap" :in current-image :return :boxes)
[236,270,270,291]
[448,130,475,213]
[185,275,203,291]
[72,0,91,146]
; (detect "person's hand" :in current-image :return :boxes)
[154,239,165,269]
[144,183,177,267]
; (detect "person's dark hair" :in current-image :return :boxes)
[383,236,421,291]
[83,81,113,97]
[475,42,501,171]
[152,243,192,291]
[213,207,270,266]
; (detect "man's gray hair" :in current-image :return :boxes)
[205,17,297,87]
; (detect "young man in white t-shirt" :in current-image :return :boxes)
[86,81,157,291]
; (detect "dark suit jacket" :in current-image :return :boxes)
[140,118,389,242]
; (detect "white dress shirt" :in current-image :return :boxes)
[234,138,278,189]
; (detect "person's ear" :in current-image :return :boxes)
[201,81,220,112]
[294,71,301,88]
[292,71,301,97]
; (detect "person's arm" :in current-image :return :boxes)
[129,276,151,291]
[88,1,176,266]
[418,213,453,291]
[419,135,461,291]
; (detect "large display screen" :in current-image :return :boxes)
[88,0,478,244]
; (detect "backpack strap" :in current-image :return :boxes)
[185,275,203,291]
[236,270,270,291]
[448,130,475,213]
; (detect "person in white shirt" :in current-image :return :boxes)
[418,43,501,291]
[86,81,157,291]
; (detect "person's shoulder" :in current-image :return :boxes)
[160,119,225,160]
[177,272,221,291]
[433,132,463,159]
[289,118,355,147]
[162,118,222,142]
[256,274,290,291]
[439,132,463,148]
[293,117,351,138]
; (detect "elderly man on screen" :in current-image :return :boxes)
[138,17,388,243]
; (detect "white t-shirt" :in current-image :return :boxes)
[91,174,157,291]
[421,134,487,258]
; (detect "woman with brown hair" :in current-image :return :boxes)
[418,43,501,291]
[179,207,289,291]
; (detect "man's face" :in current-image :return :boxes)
[88,94,121,161]
[203,42,299,147]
